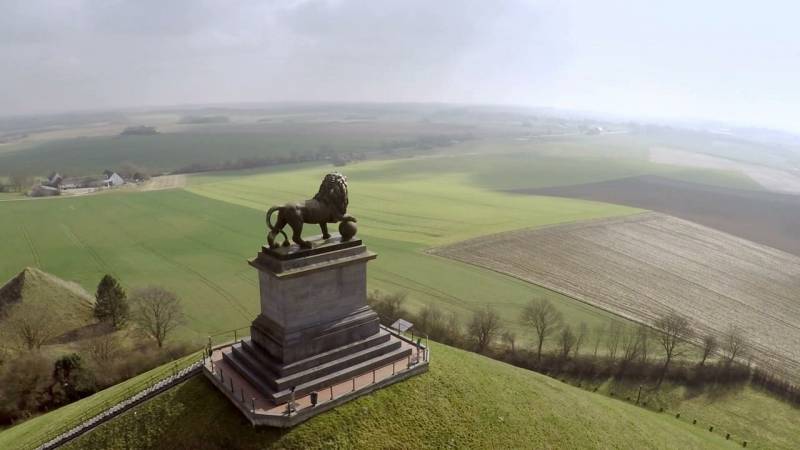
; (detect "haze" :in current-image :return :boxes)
[1,0,798,132]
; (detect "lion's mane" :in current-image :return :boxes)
[313,172,349,216]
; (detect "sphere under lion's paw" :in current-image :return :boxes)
[339,220,357,241]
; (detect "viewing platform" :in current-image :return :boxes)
[202,326,428,427]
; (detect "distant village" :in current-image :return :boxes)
[29,169,146,197]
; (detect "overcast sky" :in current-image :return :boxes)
[1,0,798,131]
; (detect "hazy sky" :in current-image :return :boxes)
[1,0,798,131]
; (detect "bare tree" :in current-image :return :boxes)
[131,286,184,348]
[574,322,588,358]
[443,311,463,347]
[10,174,33,193]
[558,325,576,359]
[592,323,605,358]
[653,311,693,384]
[367,290,407,326]
[523,299,563,361]
[0,302,60,350]
[606,322,623,360]
[417,304,445,339]
[82,333,122,363]
[638,324,651,364]
[722,325,748,365]
[699,334,718,367]
[619,328,642,366]
[501,330,517,354]
[468,306,502,354]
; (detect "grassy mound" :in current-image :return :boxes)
[59,342,745,450]
[0,266,93,334]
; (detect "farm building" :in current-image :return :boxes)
[103,172,124,187]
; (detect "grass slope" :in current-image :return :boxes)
[62,342,738,450]
[0,267,93,332]
[0,351,201,450]
[593,380,800,450]
[0,190,266,342]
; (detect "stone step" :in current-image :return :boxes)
[222,349,275,398]
[271,344,413,404]
[233,342,278,381]
[243,329,392,377]
[272,338,402,392]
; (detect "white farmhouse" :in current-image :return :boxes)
[104,172,125,187]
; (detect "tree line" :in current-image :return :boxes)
[368,291,800,407]
[0,275,186,425]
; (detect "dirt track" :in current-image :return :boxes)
[512,175,800,256]
[433,212,800,380]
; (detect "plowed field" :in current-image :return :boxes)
[433,212,800,379]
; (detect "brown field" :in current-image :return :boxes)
[513,175,800,256]
[433,212,800,379]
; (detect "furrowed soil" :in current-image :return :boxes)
[433,212,800,380]
[512,175,800,256]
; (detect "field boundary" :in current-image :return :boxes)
[432,212,800,381]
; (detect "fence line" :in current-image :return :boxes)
[27,357,204,450]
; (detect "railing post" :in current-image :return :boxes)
[220,368,224,383]
[392,361,396,375]
[330,385,334,400]
[372,369,376,384]
[352,378,356,392]
[251,397,256,413]
[241,387,245,402]
[229,376,234,392]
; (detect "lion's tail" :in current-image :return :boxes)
[266,206,281,231]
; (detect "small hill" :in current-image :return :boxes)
[55,342,752,450]
[0,267,94,335]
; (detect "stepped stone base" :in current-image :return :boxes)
[203,327,428,428]
[205,234,426,425]
[223,329,411,403]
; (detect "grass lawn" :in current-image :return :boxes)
[60,342,743,450]
[592,379,800,450]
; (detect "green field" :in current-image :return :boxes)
[1,140,767,345]
[0,119,474,176]
[59,342,759,450]
[0,161,637,345]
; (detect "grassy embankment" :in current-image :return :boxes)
[60,342,759,450]
[0,351,201,450]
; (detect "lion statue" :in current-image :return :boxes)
[266,172,357,249]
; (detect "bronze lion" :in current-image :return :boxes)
[266,172,357,249]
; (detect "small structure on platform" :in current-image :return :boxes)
[203,173,428,427]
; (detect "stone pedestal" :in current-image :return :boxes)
[222,235,411,404]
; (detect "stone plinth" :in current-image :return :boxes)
[220,235,414,404]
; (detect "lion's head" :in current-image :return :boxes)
[314,172,349,215]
